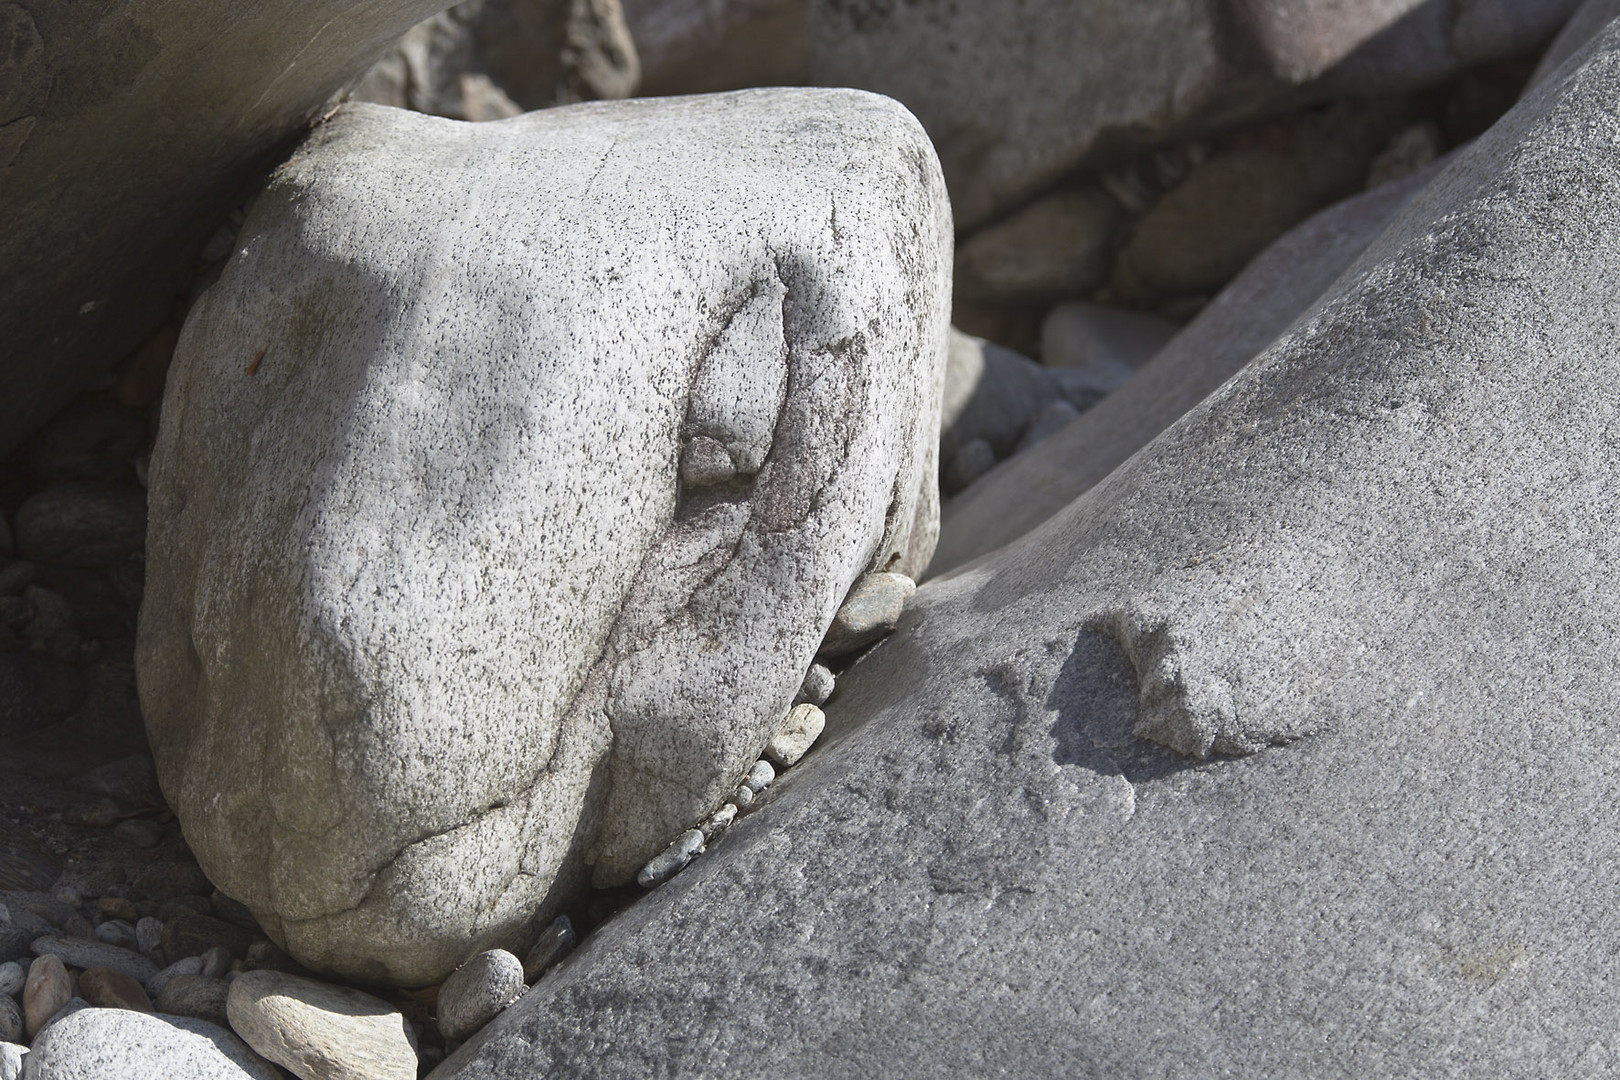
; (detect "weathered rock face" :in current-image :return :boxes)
[137,89,950,986]
[932,159,1442,575]
[800,0,1578,229]
[0,0,458,458]
[351,0,640,120]
[431,20,1620,1079]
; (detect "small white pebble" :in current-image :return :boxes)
[699,803,737,842]
[744,760,775,793]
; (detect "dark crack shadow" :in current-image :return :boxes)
[1046,628,1199,786]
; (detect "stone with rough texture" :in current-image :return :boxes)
[1532,0,1620,83]
[227,970,417,1080]
[0,1043,20,1080]
[23,1008,279,1080]
[138,88,948,987]
[0,961,22,996]
[429,25,1620,1077]
[0,0,459,457]
[352,0,640,120]
[31,936,157,985]
[764,704,824,768]
[437,950,526,1042]
[819,573,917,657]
[932,160,1442,575]
[793,663,834,707]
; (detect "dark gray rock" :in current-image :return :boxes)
[0,960,22,996]
[0,930,31,966]
[68,754,160,807]
[793,663,834,708]
[437,949,526,1042]
[23,1008,280,1080]
[31,936,158,984]
[635,830,705,889]
[931,160,1443,576]
[0,654,84,739]
[0,994,17,1044]
[520,916,576,982]
[146,956,205,998]
[0,0,457,458]
[154,974,231,1026]
[1532,0,1620,83]
[13,483,147,567]
[432,22,1620,1077]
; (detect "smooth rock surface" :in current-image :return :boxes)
[932,159,1443,575]
[819,573,916,657]
[227,970,416,1080]
[437,950,526,1042]
[431,24,1620,1076]
[0,0,458,456]
[31,936,157,984]
[1532,0,1620,83]
[22,956,68,1039]
[953,185,1119,303]
[793,663,834,707]
[635,830,705,888]
[77,966,152,1012]
[23,1007,279,1080]
[1039,302,1177,375]
[154,975,231,1026]
[137,89,950,986]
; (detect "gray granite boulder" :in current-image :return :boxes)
[137,88,950,986]
[23,1008,279,1080]
[0,0,457,456]
[431,20,1620,1078]
[931,159,1442,575]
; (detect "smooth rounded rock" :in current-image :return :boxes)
[94,919,137,950]
[23,1007,280,1080]
[155,974,231,1026]
[764,704,825,769]
[135,917,164,957]
[818,573,917,658]
[437,949,526,1042]
[23,955,70,1038]
[31,935,157,984]
[636,829,706,889]
[77,966,152,1012]
[226,969,417,1080]
[521,917,577,983]
[743,760,776,793]
[0,961,23,996]
[0,1042,22,1080]
[146,955,205,997]
[794,663,835,707]
[0,995,18,1044]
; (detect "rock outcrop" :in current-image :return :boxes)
[137,88,950,986]
[432,19,1620,1077]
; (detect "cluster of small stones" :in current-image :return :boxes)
[633,570,916,891]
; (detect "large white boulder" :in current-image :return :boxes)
[136,89,950,986]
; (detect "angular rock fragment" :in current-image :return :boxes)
[138,88,949,985]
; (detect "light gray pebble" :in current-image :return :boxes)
[743,760,775,794]
[437,949,525,1042]
[0,1041,23,1080]
[765,703,826,769]
[0,961,23,997]
[136,917,164,956]
[31,936,157,984]
[114,819,167,849]
[818,572,917,658]
[25,1007,279,1080]
[699,803,737,842]
[730,784,754,810]
[522,917,576,983]
[147,955,204,997]
[0,993,18,1043]
[199,945,232,979]
[94,919,137,950]
[636,829,705,889]
[794,663,835,707]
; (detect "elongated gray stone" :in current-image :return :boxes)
[431,20,1620,1079]
[227,970,417,1080]
[636,830,705,888]
[137,88,949,987]
[24,1008,279,1080]
[31,936,157,985]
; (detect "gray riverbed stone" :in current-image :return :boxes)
[24,1007,279,1080]
[932,159,1443,575]
[437,950,526,1042]
[952,185,1119,303]
[22,956,69,1039]
[0,0,457,458]
[226,970,417,1080]
[0,996,16,1044]
[819,573,917,657]
[521,917,576,983]
[428,23,1620,1077]
[31,936,157,985]
[0,961,22,996]
[623,0,806,95]
[636,830,705,888]
[0,1043,20,1080]
[146,956,205,998]
[137,88,949,987]
[1039,302,1177,377]
[764,704,824,768]
[154,975,231,1027]
[793,663,834,707]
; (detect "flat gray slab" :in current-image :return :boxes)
[435,22,1620,1078]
